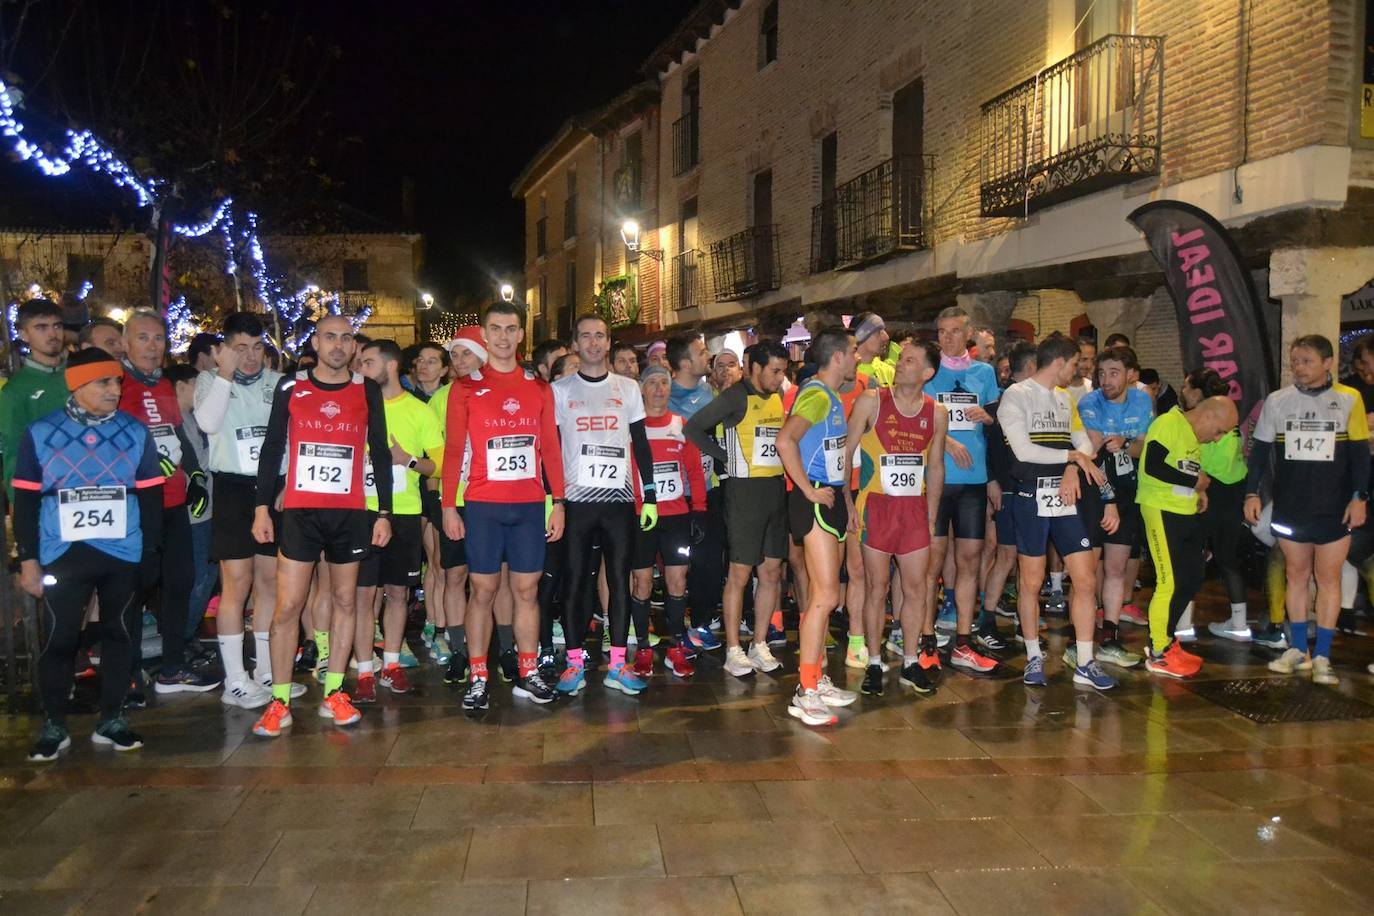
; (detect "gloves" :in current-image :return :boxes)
[186,471,209,519]
[544,493,554,527]
[139,549,161,590]
[690,511,706,545]
[639,503,659,532]
[158,454,176,479]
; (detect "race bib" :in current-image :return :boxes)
[1285,420,1335,462]
[751,426,781,468]
[653,460,682,500]
[235,425,266,469]
[822,435,846,482]
[938,391,979,431]
[364,464,407,497]
[1035,476,1075,518]
[1172,458,1200,498]
[880,454,924,496]
[486,434,535,481]
[295,443,353,494]
[578,444,627,488]
[57,486,127,541]
[1113,450,1134,477]
[150,423,182,467]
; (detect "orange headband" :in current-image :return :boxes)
[65,360,123,391]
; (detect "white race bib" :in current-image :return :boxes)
[822,435,846,482]
[1172,458,1200,498]
[1285,420,1335,462]
[653,460,682,500]
[58,486,127,541]
[578,444,627,488]
[294,443,353,494]
[1035,476,1075,518]
[938,391,979,431]
[486,434,535,481]
[235,425,266,469]
[880,454,924,496]
[1113,450,1134,477]
[150,423,182,467]
[364,464,407,497]
[751,426,781,468]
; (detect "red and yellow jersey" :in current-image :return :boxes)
[855,389,937,519]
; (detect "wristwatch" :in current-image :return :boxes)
[406,456,419,470]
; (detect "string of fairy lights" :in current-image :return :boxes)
[1,77,371,354]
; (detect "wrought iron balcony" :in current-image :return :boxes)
[980,34,1164,218]
[672,108,700,176]
[810,200,837,273]
[671,248,702,313]
[820,156,928,271]
[708,225,780,301]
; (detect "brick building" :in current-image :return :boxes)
[520,0,1374,384]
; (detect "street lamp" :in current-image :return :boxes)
[500,283,515,303]
[108,307,128,323]
[420,292,435,310]
[620,219,664,262]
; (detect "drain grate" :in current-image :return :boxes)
[1183,677,1374,724]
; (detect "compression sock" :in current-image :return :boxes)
[630,597,652,646]
[272,683,292,705]
[323,672,344,695]
[470,655,489,681]
[447,625,466,655]
[518,652,537,678]
[799,662,821,691]
[609,646,626,670]
[313,630,329,657]
[1314,626,1335,659]
[1290,622,1309,654]
[666,594,689,642]
[496,624,515,653]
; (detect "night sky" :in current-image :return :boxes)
[1,0,698,308]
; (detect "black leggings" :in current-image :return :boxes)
[131,504,193,673]
[563,501,635,651]
[38,544,141,723]
[687,486,726,625]
[1199,479,1246,605]
[538,531,602,654]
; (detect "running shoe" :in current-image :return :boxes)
[319,691,362,726]
[444,651,469,686]
[429,634,453,664]
[899,661,935,695]
[498,647,518,684]
[630,629,663,649]
[1311,656,1339,686]
[1175,627,1197,644]
[556,665,586,696]
[295,639,318,673]
[421,620,436,647]
[885,627,904,656]
[604,663,646,696]
[686,626,721,651]
[825,630,838,651]
[1096,639,1143,668]
[934,631,952,649]
[788,686,838,727]
[665,645,696,678]
[724,646,756,678]
[861,663,884,696]
[513,671,558,704]
[974,627,1009,655]
[1022,655,1047,687]
[1120,603,1148,626]
[918,646,942,678]
[1073,659,1117,690]
[463,677,491,715]
[27,721,71,763]
[537,653,559,685]
[844,646,869,669]
[154,668,220,694]
[708,614,724,632]
[766,622,788,647]
[255,671,308,700]
[252,699,293,737]
[995,597,1018,619]
[1063,644,1079,669]
[1146,643,1197,679]
[935,592,957,631]
[1253,624,1288,651]
[91,717,144,751]
[1207,621,1253,642]
[747,642,783,673]
[1040,589,1067,616]
[124,674,147,710]
[354,674,377,704]
[815,675,858,707]
[221,678,272,709]
[379,663,412,694]
[552,621,566,646]
[1336,608,1358,635]
[950,643,998,675]
[632,647,654,679]
[1268,648,1313,676]
[398,643,419,668]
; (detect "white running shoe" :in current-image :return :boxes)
[221,678,272,709]
[1311,656,1339,686]
[1175,627,1197,643]
[255,670,307,699]
[788,687,837,726]
[1268,648,1313,675]
[1207,622,1253,642]
[747,643,782,673]
[815,675,857,707]
[724,646,756,678]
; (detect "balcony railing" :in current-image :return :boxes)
[980,34,1164,218]
[671,249,703,313]
[826,155,928,270]
[708,225,780,302]
[809,200,837,273]
[672,108,700,175]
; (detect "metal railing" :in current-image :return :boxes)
[672,108,700,175]
[830,155,927,269]
[980,34,1164,218]
[671,248,702,313]
[708,225,780,301]
[809,200,837,273]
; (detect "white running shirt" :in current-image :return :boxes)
[552,372,646,503]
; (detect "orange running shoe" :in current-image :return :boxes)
[1145,640,1200,679]
[319,690,362,726]
[1166,639,1204,675]
[252,699,293,737]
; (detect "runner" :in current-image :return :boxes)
[1137,394,1238,677]
[1066,337,1095,403]
[1244,334,1370,686]
[353,339,445,702]
[0,299,70,500]
[408,341,452,664]
[684,340,790,676]
[552,314,658,697]
[193,311,303,708]
[777,328,859,726]
[851,312,895,387]
[77,317,126,360]
[119,310,220,696]
[532,340,569,384]
[998,333,1116,689]
[612,342,641,380]
[630,365,706,678]
[1073,345,1153,669]
[249,314,394,737]
[18,348,165,760]
[442,302,565,714]
[845,338,947,697]
[924,306,1001,677]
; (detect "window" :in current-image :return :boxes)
[66,254,105,296]
[758,0,779,68]
[564,171,578,241]
[341,259,369,291]
[536,217,548,257]
[752,169,773,228]
[615,131,642,209]
[565,260,577,317]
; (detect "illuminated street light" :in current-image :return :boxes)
[620,219,663,262]
[108,307,128,323]
[500,283,515,303]
[420,292,435,309]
